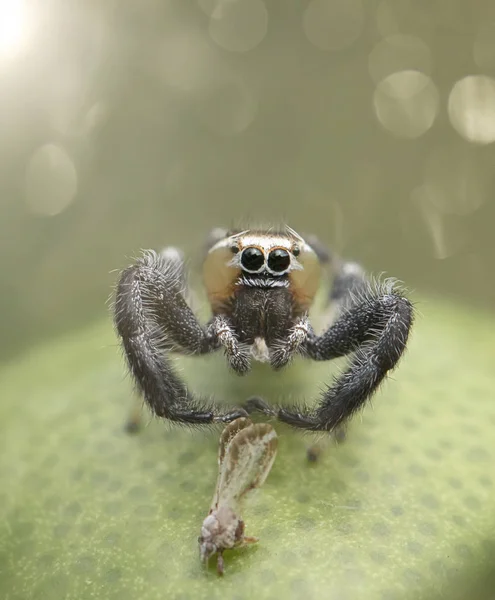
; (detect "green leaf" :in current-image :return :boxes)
[1,297,494,600]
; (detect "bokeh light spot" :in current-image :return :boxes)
[448,75,495,144]
[303,0,365,52]
[373,70,439,139]
[368,35,431,86]
[208,0,268,53]
[25,144,78,217]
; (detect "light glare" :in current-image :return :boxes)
[0,0,29,58]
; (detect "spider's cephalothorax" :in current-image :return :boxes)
[203,228,321,365]
[114,226,413,432]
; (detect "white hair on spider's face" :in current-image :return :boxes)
[208,227,313,277]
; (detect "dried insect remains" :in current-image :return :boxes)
[198,417,278,575]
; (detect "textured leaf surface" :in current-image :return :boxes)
[1,297,495,600]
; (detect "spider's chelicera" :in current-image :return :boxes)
[114,226,413,432]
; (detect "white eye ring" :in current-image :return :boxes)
[239,247,266,274]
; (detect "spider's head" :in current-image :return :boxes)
[203,226,322,312]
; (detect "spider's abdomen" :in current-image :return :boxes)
[231,286,295,346]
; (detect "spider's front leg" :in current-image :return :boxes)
[244,267,413,436]
[277,278,413,432]
[114,249,248,429]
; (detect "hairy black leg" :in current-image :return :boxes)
[207,316,251,375]
[125,394,144,433]
[316,259,369,335]
[304,234,332,264]
[275,280,413,432]
[122,246,189,432]
[307,441,327,463]
[306,428,347,462]
[114,250,247,426]
[243,397,346,461]
[158,246,187,289]
[329,260,367,311]
[270,316,312,370]
[244,396,277,417]
[306,233,367,315]
[204,227,229,253]
[294,238,367,447]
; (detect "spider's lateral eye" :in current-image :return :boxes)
[292,246,300,257]
[230,244,240,254]
[268,248,291,272]
[241,247,265,271]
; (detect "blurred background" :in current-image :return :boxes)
[1,0,495,362]
[2,3,495,598]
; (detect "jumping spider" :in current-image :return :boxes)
[114,226,413,433]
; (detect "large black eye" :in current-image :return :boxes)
[241,247,265,271]
[268,248,291,272]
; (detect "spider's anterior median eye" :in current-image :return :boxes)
[241,247,265,271]
[268,248,291,272]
